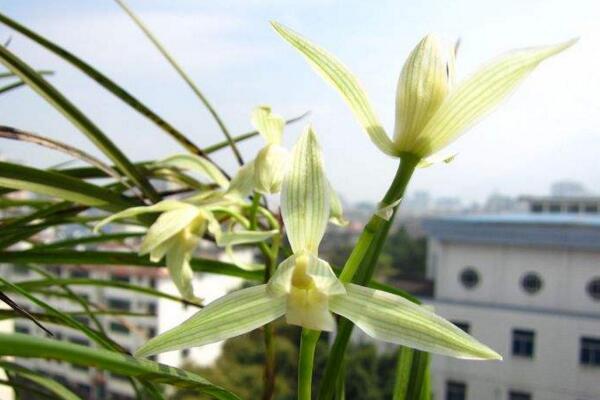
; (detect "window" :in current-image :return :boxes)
[181,348,190,358]
[48,265,62,276]
[567,204,580,213]
[584,204,599,213]
[75,383,92,398]
[107,298,131,312]
[110,322,130,334]
[512,329,535,358]
[149,278,157,288]
[587,278,600,301]
[446,380,466,400]
[147,327,157,338]
[508,390,532,400]
[14,324,30,334]
[548,203,561,213]
[580,337,600,367]
[460,268,480,289]
[69,336,90,347]
[530,203,543,213]
[12,265,29,275]
[521,273,543,295]
[451,321,470,334]
[111,274,130,283]
[147,302,157,315]
[70,269,89,278]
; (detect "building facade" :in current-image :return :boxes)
[4,245,249,399]
[423,214,600,400]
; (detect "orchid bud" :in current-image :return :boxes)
[254,143,290,194]
[393,34,454,154]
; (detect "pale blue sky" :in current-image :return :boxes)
[1,0,598,203]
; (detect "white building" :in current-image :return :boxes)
[423,214,600,400]
[5,245,251,400]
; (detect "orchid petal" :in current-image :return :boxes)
[281,126,330,254]
[251,106,285,145]
[226,161,256,199]
[165,230,200,301]
[329,284,502,360]
[271,22,398,157]
[413,39,577,157]
[135,285,285,357]
[139,206,203,254]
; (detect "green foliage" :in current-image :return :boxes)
[377,227,427,281]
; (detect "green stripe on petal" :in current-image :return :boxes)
[412,38,577,157]
[271,22,398,157]
[281,126,329,254]
[157,154,230,189]
[251,106,285,144]
[329,284,502,360]
[135,285,285,357]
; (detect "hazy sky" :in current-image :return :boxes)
[1,0,598,203]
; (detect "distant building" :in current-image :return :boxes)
[519,195,600,214]
[550,180,588,197]
[423,214,600,400]
[5,244,252,400]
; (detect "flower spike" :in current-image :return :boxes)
[272,21,575,161]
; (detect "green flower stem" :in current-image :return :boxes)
[248,192,279,400]
[298,328,320,400]
[316,153,420,400]
[262,232,280,400]
[338,153,420,282]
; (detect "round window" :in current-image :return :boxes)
[521,272,543,294]
[587,278,600,301]
[460,268,479,289]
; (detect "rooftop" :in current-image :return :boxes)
[422,214,600,251]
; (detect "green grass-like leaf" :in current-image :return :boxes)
[0,45,159,201]
[0,333,241,400]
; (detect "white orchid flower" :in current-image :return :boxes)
[135,127,500,361]
[95,155,275,301]
[271,22,575,164]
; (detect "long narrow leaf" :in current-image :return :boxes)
[0,44,159,201]
[0,333,241,400]
[0,161,137,211]
[4,278,202,307]
[0,125,124,183]
[0,361,81,400]
[0,250,263,281]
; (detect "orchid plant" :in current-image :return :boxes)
[0,5,576,399]
[135,127,501,360]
